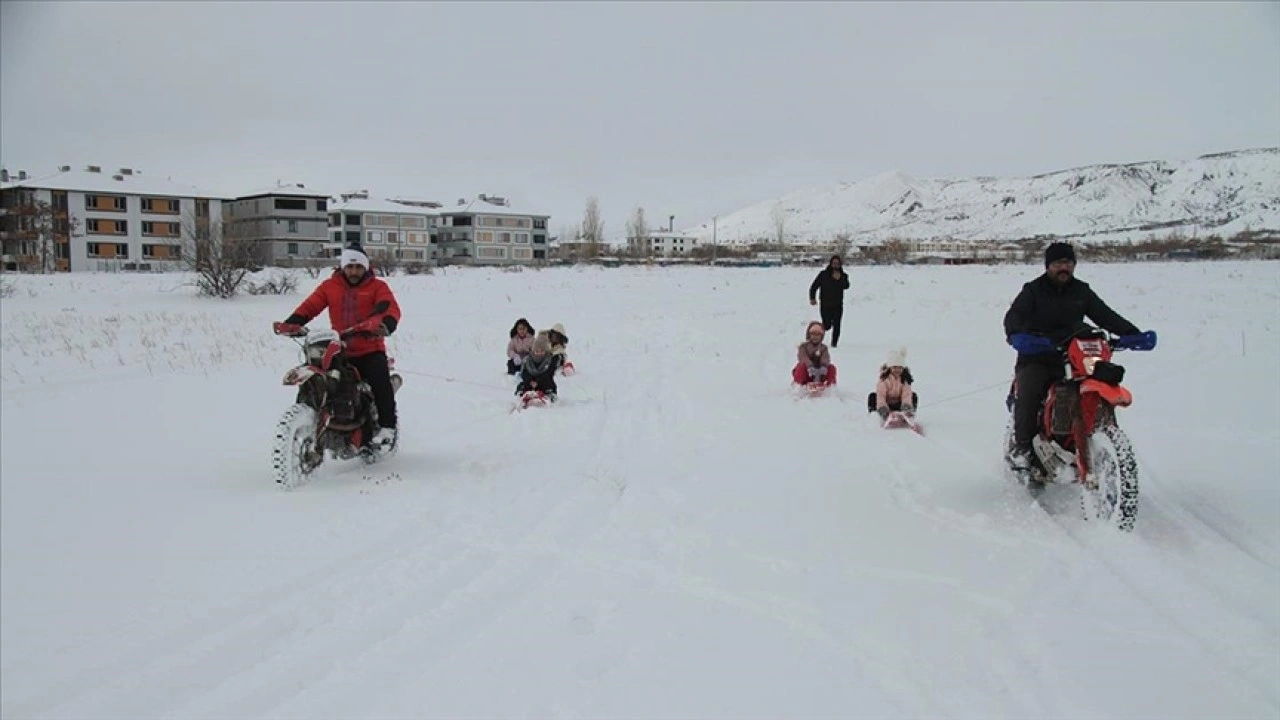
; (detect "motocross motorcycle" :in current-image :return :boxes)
[270,322,403,488]
[1003,325,1157,531]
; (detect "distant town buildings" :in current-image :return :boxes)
[0,165,554,272]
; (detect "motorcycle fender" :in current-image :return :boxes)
[1081,378,1132,407]
[284,365,320,386]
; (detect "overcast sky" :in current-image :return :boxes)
[2,1,1277,239]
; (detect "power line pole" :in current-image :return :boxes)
[712,215,718,263]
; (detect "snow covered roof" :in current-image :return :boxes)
[0,166,229,199]
[441,196,550,217]
[330,197,441,217]
[234,182,329,200]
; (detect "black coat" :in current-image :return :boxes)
[1003,274,1140,364]
[517,354,558,395]
[809,268,850,308]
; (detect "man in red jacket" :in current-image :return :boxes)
[278,245,403,448]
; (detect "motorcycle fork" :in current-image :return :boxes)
[1073,390,1109,489]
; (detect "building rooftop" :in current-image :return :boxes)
[0,165,229,199]
[440,195,550,217]
[233,182,330,200]
[330,196,442,217]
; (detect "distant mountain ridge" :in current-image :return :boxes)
[681,148,1280,246]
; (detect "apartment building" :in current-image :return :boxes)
[327,192,440,265]
[435,194,551,265]
[0,165,225,272]
[626,229,700,257]
[222,183,330,265]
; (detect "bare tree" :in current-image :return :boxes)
[369,247,402,276]
[875,237,911,264]
[831,231,855,260]
[582,197,605,259]
[771,203,788,246]
[181,212,256,298]
[2,198,81,273]
[625,205,650,257]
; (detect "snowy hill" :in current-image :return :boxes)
[683,148,1280,247]
[2,263,1278,718]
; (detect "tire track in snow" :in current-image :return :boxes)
[13,444,615,719]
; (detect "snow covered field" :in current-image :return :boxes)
[2,261,1278,719]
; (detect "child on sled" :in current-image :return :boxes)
[536,322,573,375]
[792,321,838,386]
[507,317,535,375]
[868,347,918,419]
[516,334,558,402]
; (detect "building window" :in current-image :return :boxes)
[329,213,341,227]
[85,194,127,212]
[515,232,529,243]
[316,199,327,211]
[366,230,384,244]
[288,220,299,233]
[86,219,127,235]
[345,214,360,225]
[141,244,181,259]
[476,231,494,243]
[477,246,506,259]
[195,199,209,218]
[331,231,343,244]
[141,221,180,237]
[451,215,472,226]
[533,234,546,244]
[275,198,307,211]
[534,219,546,229]
[386,231,398,244]
[86,242,129,258]
[512,247,532,260]
[287,242,299,255]
[345,231,361,245]
[141,197,180,214]
[399,216,426,229]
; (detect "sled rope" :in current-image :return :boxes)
[396,368,513,393]
[923,377,1014,407]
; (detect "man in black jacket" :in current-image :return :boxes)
[1003,242,1143,471]
[809,255,851,348]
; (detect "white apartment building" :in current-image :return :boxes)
[327,192,440,265]
[0,165,226,272]
[627,229,700,257]
[435,194,551,266]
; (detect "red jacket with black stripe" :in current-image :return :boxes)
[285,270,402,358]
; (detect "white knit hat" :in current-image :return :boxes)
[340,248,369,270]
[885,346,907,367]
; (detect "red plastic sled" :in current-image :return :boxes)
[882,411,924,435]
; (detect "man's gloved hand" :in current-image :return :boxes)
[345,317,388,337]
[273,322,305,337]
[1009,333,1056,355]
[1117,330,1157,351]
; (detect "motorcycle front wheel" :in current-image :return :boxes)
[272,403,321,489]
[1081,406,1140,531]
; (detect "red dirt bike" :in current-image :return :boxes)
[1003,325,1156,531]
[270,322,403,489]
